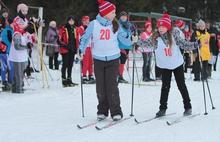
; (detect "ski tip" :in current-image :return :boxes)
[95,126,102,130]
[76,124,82,129]
[134,118,139,124]
[166,121,172,126]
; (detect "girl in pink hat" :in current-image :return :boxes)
[138,13,200,117]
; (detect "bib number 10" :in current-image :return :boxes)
[100,29,110,40]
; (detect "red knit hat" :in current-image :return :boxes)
[174,20,185,28]
[157,13,172,30]
[145,20,152,28]
[98,0,116,17]
[82,16,90,21]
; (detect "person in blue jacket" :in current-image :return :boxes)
[79,0,133,121]
[118,11,135,83]
[0,18,14,91]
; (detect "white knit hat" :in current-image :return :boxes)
[197,19,206,27]
[17,3,28,13]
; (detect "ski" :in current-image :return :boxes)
[95,116,133,130]
[134,112,176,124]
[77,119,105,129]
[166,113,200,126]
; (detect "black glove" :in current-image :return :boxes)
[27,42,33,49]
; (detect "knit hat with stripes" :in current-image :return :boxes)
[98,0,116,17]
[157,13,172,30]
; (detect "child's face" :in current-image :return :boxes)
[105,10,116,21]
[68,19,75,26]
[158,26,168,35]
[82,20,89,26]
[21,7,28,16]
[120,15,128,22]
[146,26,152,33]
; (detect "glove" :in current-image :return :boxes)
[27,42,33,49]
[132,35,138,43]
[194,40,201,49]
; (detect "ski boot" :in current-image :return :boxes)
[156,109,166,118]
[67,78,78,87]
[118,76,128,83]
[183,108,192,116]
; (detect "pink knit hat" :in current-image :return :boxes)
[157,13,172,30]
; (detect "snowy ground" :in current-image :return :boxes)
[0,54,220,142]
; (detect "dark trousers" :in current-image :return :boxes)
[94,58,123,118]
[183,53,190,73]
[159,65,192,110]
[49,52,59,69]
[193,55,209,80]
[142,52,153,80]
[155,66,162,79]
[61,52,75,79]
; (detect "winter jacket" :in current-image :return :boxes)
[196,30,211,61]
[58,24,79,54]
[45,27,59,56]
[0,25,13,54]
[79,14,132,61]
[137,27,197,69]
[118,20,133,50]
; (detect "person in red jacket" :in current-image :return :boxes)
[59,16,79,87]
[78,16,95,84]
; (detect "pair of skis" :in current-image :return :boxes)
[135,113,200,126]
[77,116,133,130]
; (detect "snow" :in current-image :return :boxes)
[0,55,220,142]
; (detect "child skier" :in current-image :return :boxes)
[191,19,211,81]
[79,0,132,121]
[0,18,14,91]
[139,20,154,82]
[118,11,134,83]
[8,3,31,93]
[77,16,95,84]
[137,13,199,117]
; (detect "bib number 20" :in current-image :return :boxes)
[100,29,110,40]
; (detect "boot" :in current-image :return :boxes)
[112,114,122,121]
[2,81,11,92]
[97,114,107,121]
[118,76,128,83]
[183,108,192,116]
[82,76,88,84]
[87,75,96,84]
[62,78,68,87]
[67,78,78,87]
[156,109,166,118]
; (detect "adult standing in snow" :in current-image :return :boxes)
[118,11,133,83]
[206,21,219,77]
[45,21,59,70]
[139,20,154,82]
[137,13,199,117]
[78,16,95,84]
[8,3,32,93]
[59,16,79,87]
[191,20,211,81]
[79,0,133,121]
